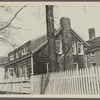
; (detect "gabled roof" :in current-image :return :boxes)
[5,28,88,66]
[85,36,100,53]
[31,28,89,54]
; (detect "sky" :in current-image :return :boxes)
[0,2,100,56]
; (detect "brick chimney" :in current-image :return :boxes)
[88,28,95,40]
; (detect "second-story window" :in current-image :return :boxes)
[22,49,24,56]
[24,46,27,54]
[55,39,62,54]
[77,42,83,55]
[16,52,18,58]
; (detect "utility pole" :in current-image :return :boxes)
[45,5,57,72]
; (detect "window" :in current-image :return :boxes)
[72,42,76,55]
[20,66,24,77]
[91,51,95,56]
[10,54,14,61]
[55,40,62,54]
[24,65,28,79]
[91,62,96,67]
[24,46,27,54]
[16,52,18,58]
[77,42,83,55]
[8,68,14,77]
[73,63,78,70]
[22,49,24,56]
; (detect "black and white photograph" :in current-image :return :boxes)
[0,2,100,96]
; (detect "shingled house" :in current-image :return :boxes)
[85,28,100,67]
[4,27,89,81]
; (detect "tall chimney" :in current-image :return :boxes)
[88,28,95,40]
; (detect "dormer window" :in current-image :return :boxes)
[24,46,27,54]
[55,39,62,54]
[16,52,18,58]
[77,42,83,55]
[10,54,14,61]
[22,49,24,56]
[72,42,76,55]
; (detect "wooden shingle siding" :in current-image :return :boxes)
[34,46,49,74]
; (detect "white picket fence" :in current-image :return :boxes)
[0,66,100,95]
[32,66,100,95]
[0,76,31,94]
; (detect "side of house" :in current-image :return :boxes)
[0,57,8,79]
[85,28,100,67]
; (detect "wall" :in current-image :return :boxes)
[86,50,100,67]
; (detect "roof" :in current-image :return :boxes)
[0,57,8,65]
[8,28,89,56]
[85,36,100,53]
[31,28,89,54]
[6,28,88,66]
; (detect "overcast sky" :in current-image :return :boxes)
[0,2,100,56]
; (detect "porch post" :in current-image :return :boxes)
[30,54,34,94]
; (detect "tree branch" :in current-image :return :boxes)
[0,5,26,31]
[8,26,21,29]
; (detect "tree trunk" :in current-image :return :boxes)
[45,5,57,72]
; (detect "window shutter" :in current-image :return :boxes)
[72,42,76,55]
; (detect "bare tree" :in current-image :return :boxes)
[0,5,26,48]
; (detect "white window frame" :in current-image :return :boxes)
[8,68,14,77]
[10,54,14,61]
[24,65,28,79]
[91,51,95,56]
[77,42,83,55]
[55,39,62,54]
[24,46,27,54]
[72,41,76,55]
[16,52,18,58]
[73,63,78,70]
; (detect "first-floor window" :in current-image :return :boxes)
[8,68,14,77]
[73,63,78,70]
[91,62,96,67]
[16,67,20,77]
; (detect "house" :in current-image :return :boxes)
[4,28,89,81]
[0,57,8,79]
[85,28,100,67]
